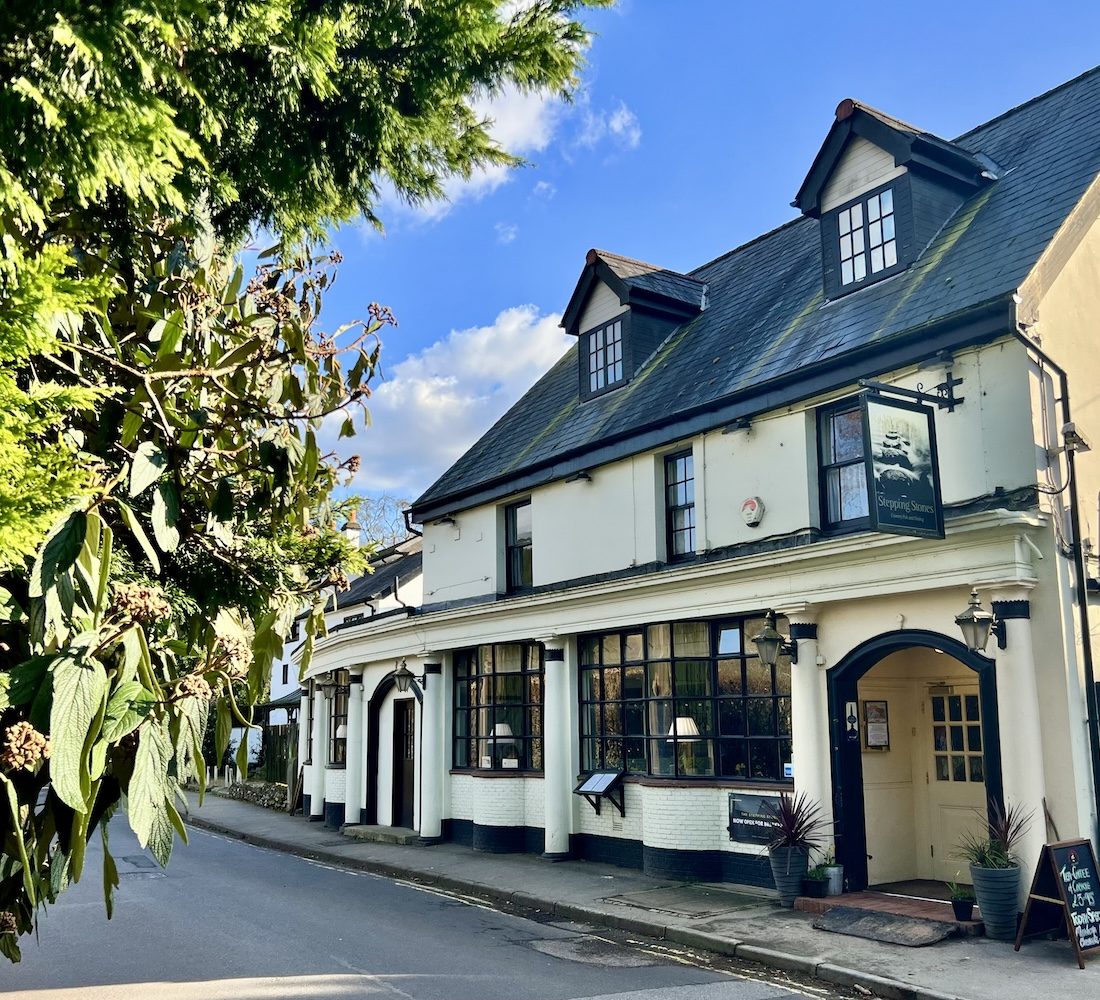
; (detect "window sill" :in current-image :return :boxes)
[577,773,793,791]
[450,768,543,778]
[325,763,347,770]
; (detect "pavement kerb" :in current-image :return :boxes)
[184,812,968,1000]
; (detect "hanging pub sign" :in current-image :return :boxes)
[861,394,945,539]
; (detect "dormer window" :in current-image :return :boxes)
[839,187,897,287]
[588,319,624,394]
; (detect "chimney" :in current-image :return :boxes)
[341,510,362,548]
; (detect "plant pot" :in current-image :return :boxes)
[951,898,975,922]
[769,846,809,907]
[802,878,828,898]
[970,863,1020,940]
[824,864,844,896]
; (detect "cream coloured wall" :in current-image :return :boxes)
[820,136,907,212]
[578,281,627,334]
[421,505,499,604]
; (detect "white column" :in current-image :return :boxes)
[991,591,1046,904]
[540,636,572,859]
[419,654,444,843]
[310,685,327,819]
[292,688,310,809]
[784,606,832,834]
[344,675,366,827]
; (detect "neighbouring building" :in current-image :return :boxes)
[296,67,1100,901]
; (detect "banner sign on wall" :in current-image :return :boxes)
[861,394,945,539]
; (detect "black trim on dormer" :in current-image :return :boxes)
[821,178,914,299]
[795,101,993,218]
[562,252,704,338]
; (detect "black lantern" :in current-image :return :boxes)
[393,658,424,692]
[954,589,1005,652]
[750,611,798,667]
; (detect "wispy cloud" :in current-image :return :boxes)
[495,221,519,244]
[575,99,643,152]
[532,180,557,199]
[329,306,571,500]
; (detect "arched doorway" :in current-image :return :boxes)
[828,630,1003,891]
[364,670,423,826]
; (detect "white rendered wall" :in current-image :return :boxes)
[422,506,498,604]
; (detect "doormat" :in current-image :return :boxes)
[813,905,958,947]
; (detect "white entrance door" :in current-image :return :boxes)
[924,688,987,882]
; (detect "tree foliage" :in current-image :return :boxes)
[0,0,603,959]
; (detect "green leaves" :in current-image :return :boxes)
[29,511,86,599]
[115,499,161,575]
[101,681,157,743]
[49,653,109,811]
[151,482,180,552]
[128,720,175,867]
[128,442,168,498]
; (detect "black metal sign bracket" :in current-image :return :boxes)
[859,372,965,413]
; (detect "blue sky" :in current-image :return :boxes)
[320,0,1100,508]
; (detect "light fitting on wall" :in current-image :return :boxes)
[565,470,592,484]
[720,416,752,434]
[393,657,425,693]
[750,611,798,667]
[954,589,1007,652]
[318,669,350,697]
[432,515,458,527]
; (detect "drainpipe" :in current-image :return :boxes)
[403,508,422,538]
[1011,320,1100,845]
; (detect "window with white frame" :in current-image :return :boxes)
[587,319,624,393]
[838,188,897,287]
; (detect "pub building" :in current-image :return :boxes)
[294,67,1100,905]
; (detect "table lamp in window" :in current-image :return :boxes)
[666,716,701,774]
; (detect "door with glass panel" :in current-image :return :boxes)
[925,687,987,882]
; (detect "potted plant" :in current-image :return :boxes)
[957,800,1031,940]
[802,863,829,899]
[765,792,825,907]
[821,848,844,897]
[946,876,976,921]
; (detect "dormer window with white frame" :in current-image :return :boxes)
[839,187,897,287]
[588,318,623,394]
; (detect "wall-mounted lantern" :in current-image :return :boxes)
[954,589,1006,652]
[393,657,426,692]
[751,611,798,667]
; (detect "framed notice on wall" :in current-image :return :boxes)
[861,394,945,539]
[863,700,890,750]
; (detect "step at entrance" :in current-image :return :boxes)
[343,824,418,845]
[796,890,984,941]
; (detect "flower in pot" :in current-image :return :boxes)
[802,863,830,899]
[765,792,825,907]
[957,800,1032,940]
[946,875,976,922]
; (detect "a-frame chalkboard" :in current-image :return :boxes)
[1014,839,1100,968]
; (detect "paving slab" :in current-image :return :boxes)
[182,792,1100,1000]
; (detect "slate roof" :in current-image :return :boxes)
[413,67,1100,518]
[591,249,707,308]
[332,536,422,611]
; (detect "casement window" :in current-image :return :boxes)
[579,617,792,783]
[664,450,695,558]
[836,186,899,289]
[587,318,624,394]
[453,643,543,771]
[818,400,869,531]
[505,499,533,591]
[328,670,349,766]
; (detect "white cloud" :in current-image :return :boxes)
[329,306,572,500]
[495,221,519,244]
[575,99,643,152]
[379,86,563,224]
[532,180,556,199]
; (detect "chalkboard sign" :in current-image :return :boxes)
[1015,838,1100,968]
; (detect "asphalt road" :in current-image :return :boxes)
[3,819,830,1000]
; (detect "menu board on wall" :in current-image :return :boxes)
[1015,839,1100,968]
[727,793,777,844]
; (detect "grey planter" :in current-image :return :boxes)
[769,846,810,907]
[970,863,1021,940]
